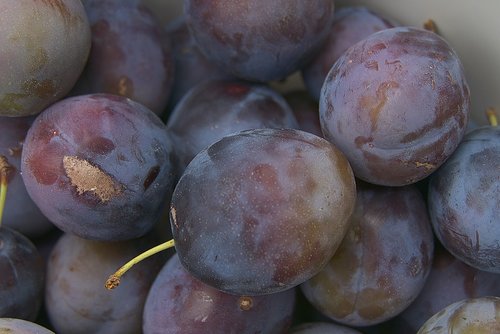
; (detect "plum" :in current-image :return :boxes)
[0,0,91,117]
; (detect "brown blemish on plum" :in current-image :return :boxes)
[170,205,178,229]
[367,42,387,55]
[225,83,250,96]
[29,47,49,73]
[359,81,399,132]
[39,0,81,26]
[238,296,253,311]
[365,60,379,71]
[117,76,134,97]
[357,288,388,320]
[63,155,123,202]
[275,14,306,44]
[414,161,436,170]
[143,166,160,190]
[83,137,115,155]
[22,79,56,99]
[407,256,422,277]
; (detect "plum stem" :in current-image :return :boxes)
[105,238,175,290]
[486,107,498,126]
[423,19,439,34]
[0,155,12,228]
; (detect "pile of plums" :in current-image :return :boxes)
[1,0,498,333]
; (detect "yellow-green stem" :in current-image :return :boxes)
[0,155,11,228]
[105,238,175,290]
[486,107,498,127]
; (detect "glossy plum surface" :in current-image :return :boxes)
[184,0,335,82]
[143,254,296,334]
[320,27,470,186]
[0,227,44,321]
[301,183,434,326]
[302,6,397,100]
[428,126,500,273]
[0,0,91,116]
[165,16,234,112]
[170,128,356,295]
[391,241,500,333]
[167,79,299,169]
[21,94,177,241]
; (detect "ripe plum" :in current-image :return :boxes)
[184,0,335,82]
[428,125,500,272]
[0,227,44,321]
[165,16,235,112]
[391,242,500,332]
[143,254,296,334]
[21,94,177,241]
[167,79,299,169]
[302,6,397,100]
[45,232,166,334]
[301,183,434,326]
[170,128,356,295]
[320,27,470,186]
[71,0,174,116]
[0,0,91,116]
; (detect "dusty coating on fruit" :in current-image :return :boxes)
[63,155,122,202]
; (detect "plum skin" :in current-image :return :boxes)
[184,0,335,82]
[428,126,500,273]
[0,0,91,117]
[170,128,357,295]
[320,27,470,186]
[21,93,177,241]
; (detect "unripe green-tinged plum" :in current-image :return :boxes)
[301,183,434,326]
[170,128,357,295]
[0,0,91,117]
[417,296,500,333]
[320,27,470,186]
[0,318,54,333]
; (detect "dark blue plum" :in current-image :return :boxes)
[184,0,335,82]
[428,126,500,273]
